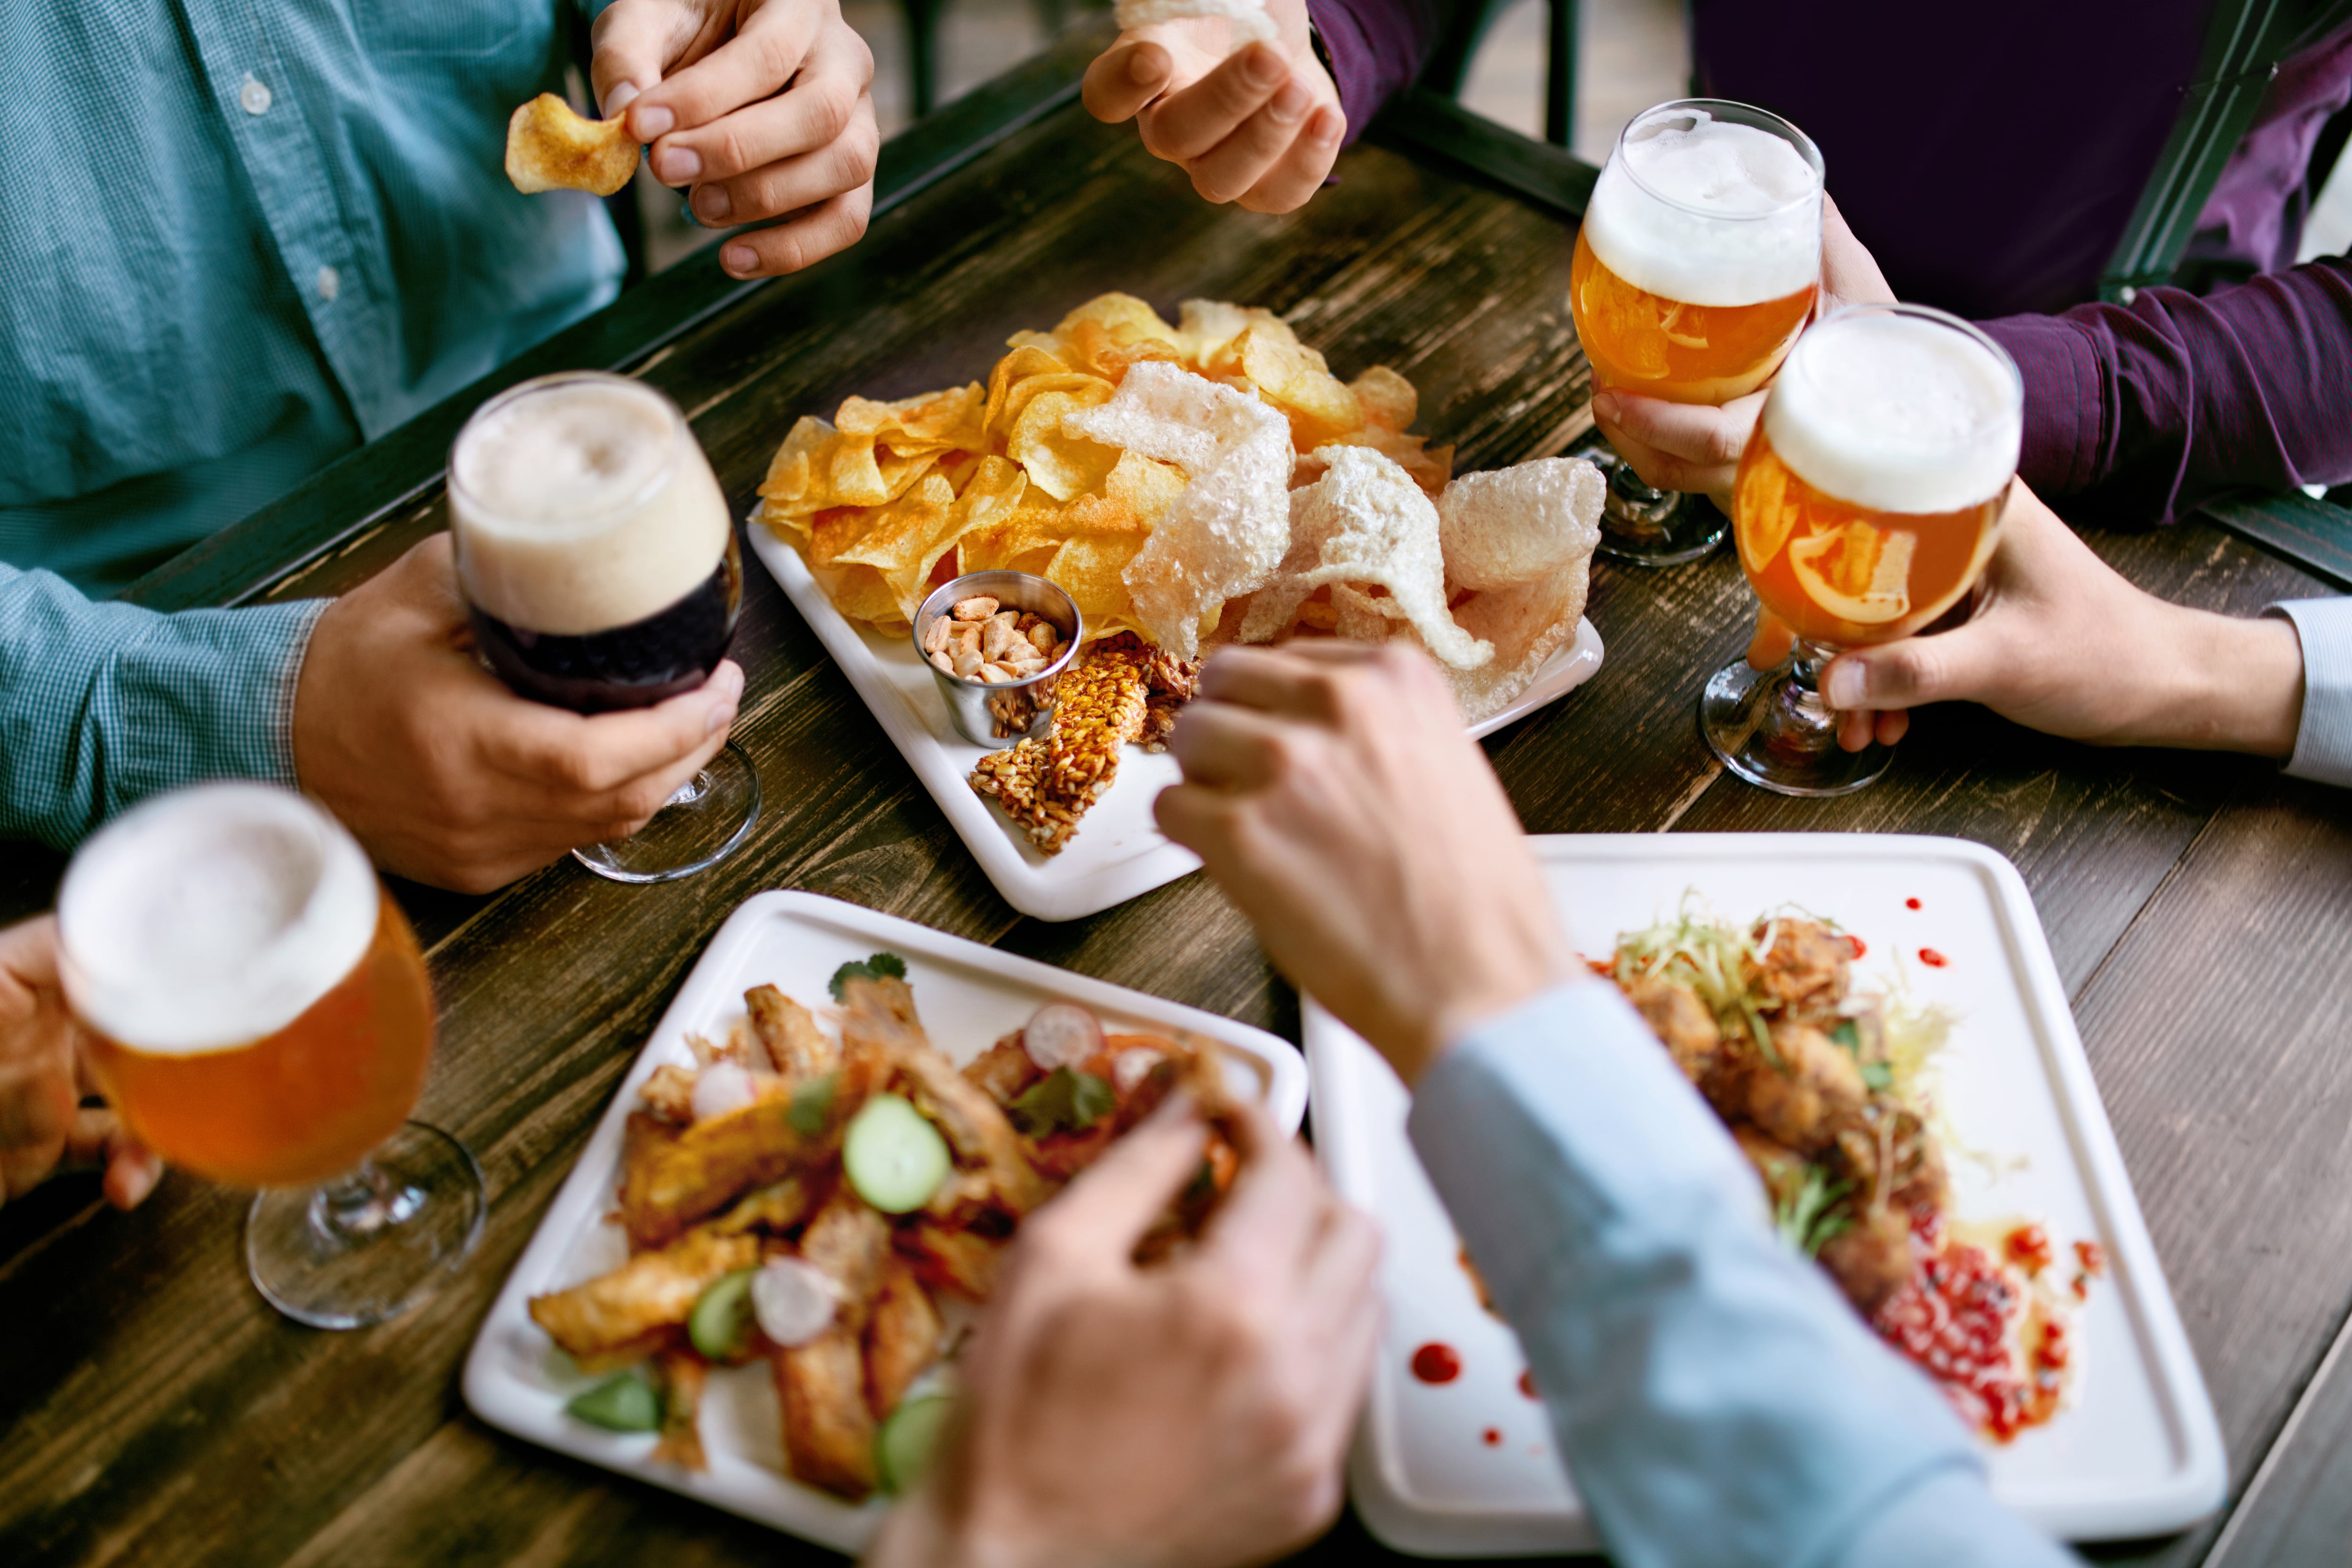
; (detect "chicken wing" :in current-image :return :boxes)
[747,985,837,1079]
[529,1226,759,1365]
[864,1260,944,1419]
[778,1324,878,1499]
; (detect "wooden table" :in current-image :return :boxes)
[6,29,2350,1568]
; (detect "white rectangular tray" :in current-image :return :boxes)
[463,891,1308,1554]
[748,525,1603,922]
[1310,833,2225,1557]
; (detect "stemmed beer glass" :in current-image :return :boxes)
[449,371,759,883]
[60,782,485,1329]
[1700,303,2024,795]
[1569,98,1824,565]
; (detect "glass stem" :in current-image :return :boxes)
[309,1158,424,1244]
[1760,638,1843,760]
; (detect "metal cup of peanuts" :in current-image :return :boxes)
[912,572,1084,745]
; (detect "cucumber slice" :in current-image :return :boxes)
[567,1373,661,1433]
[688,1267,757,1361]
[843,1094,952,1213]
[875,1394,954,1495]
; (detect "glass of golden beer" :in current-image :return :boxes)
[58,782,485,1328]
[1700,302,2023,795]
[1569,98,1825,566]
[449,371,759,883]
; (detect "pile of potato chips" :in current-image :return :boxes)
[755,294,1450,642]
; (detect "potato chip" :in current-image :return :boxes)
[1063,362,1294,658]
[1047,534,1150,618]
[829,564,907,628]
[505,94,641,198]
[808,506,877,569]
[1238,446,1490,669]
[915,456,1028,608]
[836,385,985,446]
[1051,294,1180,369]
[1436,457,1605,590]
[1010,385,1121,501]
[757,416,838,509]
[1061,453,1187,537]
[1351,366,1418,432]
[1177,301,1295,379]
[832,473,958,607]
[982,345,1078,438]
[1235,327,1363,451]
[1296,425,1453,498]
[999,372,1115,442]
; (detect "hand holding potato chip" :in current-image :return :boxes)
[590,0,881,279]
[506,94,643,198]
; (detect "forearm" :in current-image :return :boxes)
[2118,603,2304,758]
[1407,984,2071,1568]
[1981,256,2352,525]
[0,567,326,849]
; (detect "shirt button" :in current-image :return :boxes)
[239,74,272,116]
[316,265,340,302]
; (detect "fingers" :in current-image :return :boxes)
[658,24,871,189]
[0,913,61,997]
[65,1109,162,1210]
[481,661,744,796]
[1182,77,1336,207]
[1167,700,1297,792]
[1746,609,1795,672]
[624,2,823,143]
[1024,1097,1209,1265]
[1138,43,1291,162]
[1590,388,1760,478]
[1084,40,1175,124]
[718,184,874,278]
[690,100,879,228]
[1200,1102,1327,1285]
[1241,106,1345,213]
[589,0,690,118]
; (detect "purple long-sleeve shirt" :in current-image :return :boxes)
[1308,0,2352,524]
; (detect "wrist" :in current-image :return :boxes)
[2147,609,2303,757]
[1398,947,1587,1086]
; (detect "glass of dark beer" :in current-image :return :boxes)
[449,372,759,882]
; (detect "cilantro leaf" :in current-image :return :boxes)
[1772,1166,1854,1258]
[1859,1060,1893,1092]
[1007,1067,1117,1137]
[787,1073,838,1136]
[828,951,910,1001]
[1829,1019,1860,1051]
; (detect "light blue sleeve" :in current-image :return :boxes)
[0,565,328,850]
[1405,981,2076,1568]
[2268,599,2352,787]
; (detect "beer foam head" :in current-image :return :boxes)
[1762,307,2024,515]
[58,784,381,1056]
[450,373,731,636]
[1582,103,1822,308]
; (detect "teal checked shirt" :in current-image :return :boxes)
[0,1,622,848]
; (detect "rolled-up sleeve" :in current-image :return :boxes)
[2268,597,2352,787]
[1406,981,2074,1568]
[0,565,328,849]
[1979,255,2352,526]
[1308,0,1448,143]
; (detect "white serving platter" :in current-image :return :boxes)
[1309,833,2225,1557]
[748,524,1604,922]
[463,891,1308,1554]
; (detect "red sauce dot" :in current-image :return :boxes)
[1905,897,1922,911]
[2006,1224,2054,1275]
[2074,1240,2106,1277]
[1410,1342,1462,1385]
[1482,1427,1502,1446]
[1847,934,1868,959]
[1919,947,1948,968]
[1518,1369,1538,1400]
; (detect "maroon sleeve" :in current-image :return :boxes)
[1978,255,2352,525]
[1308,0,1448,145]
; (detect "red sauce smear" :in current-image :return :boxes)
[1905,897,1923,911]
[1518,1369,1538,1400]
[1482,1427,1502,1447]
[1847,934,1868,959]
[1875,1211,2062,1443]
[1411,1342,1462,1385]
[1919,947,1949,968]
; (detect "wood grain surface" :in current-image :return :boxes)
[5,47,2348,1568]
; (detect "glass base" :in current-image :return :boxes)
[1699,651,1892,797]
[246,1120,485,1330]
[574,739,761,883]
[1566,431,1729,566]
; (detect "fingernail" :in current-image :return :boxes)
[1244,45,1283,88]
[1823,661,1866,708]
[631,103,674,141]
[654,145,700,183]
[1270,78,1311,125]
[1590,391,1621,423]
[695,183,731,222]
[721,242,757,275]
[604,82,641,119]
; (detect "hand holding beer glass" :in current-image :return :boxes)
[1700,303,2024,795]
[450,373,759,883]
[59,783,483,1328]
[1569,99,1823,565]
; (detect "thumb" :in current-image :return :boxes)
[1821,621,2006,714]
[591,0,675,120]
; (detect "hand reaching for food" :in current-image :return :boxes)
[1083,0,1345,215]
[1154,641,1581,1084]
[869,1095,1378,1568]
[590,0,880,278]
[1807,484,2307,756]
[1590,197,1897,509]
[0,917,159,1211]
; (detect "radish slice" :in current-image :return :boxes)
[1023,1003,1104,1072]
[752,1257,841,1347]
[691,1061,757,1123]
